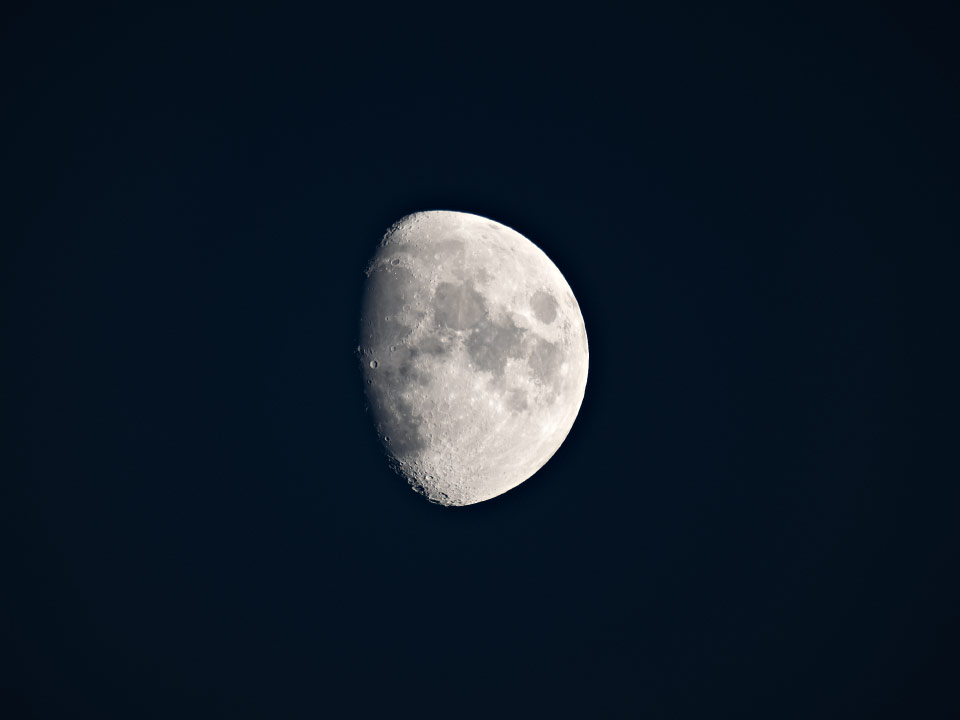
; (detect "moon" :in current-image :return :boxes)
[358,210,588,506]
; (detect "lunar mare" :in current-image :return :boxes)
[358,210,588,506]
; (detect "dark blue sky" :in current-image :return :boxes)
[2,3,957,718]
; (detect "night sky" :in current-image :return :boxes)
[2,3,957,718]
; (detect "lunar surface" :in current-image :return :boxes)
[358,210,588,506]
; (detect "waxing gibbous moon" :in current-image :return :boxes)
[358,210,588,506]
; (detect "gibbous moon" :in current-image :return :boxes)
[358,211,588,506]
